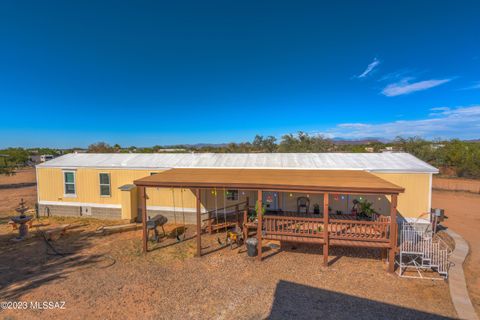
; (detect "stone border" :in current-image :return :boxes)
[445,228,479,320]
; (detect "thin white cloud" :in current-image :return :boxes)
[430,107,450,111]
[428,106,451,116]
[356,58,380,78]
[321,105,480,140]
[381,78,452,97]
[461,81,480,90]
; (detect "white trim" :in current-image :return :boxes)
[35,166,40,205]
[428,173,433,211]
[37,201,209,213]
[38,200,121,209]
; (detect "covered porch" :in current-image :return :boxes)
[133,168,404,273]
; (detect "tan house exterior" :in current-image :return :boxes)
[36,153,437,223]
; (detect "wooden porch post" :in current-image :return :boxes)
[323,193,329,266]
[195,188,202,257]
[388,194,398,273]
[257,190,263,261]
[140,186,148,253]
[243,197,249,241]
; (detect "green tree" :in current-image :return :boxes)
[278,132,333,152]
[252,135,278,152]
[88,142,114,153]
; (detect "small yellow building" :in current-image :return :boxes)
[36,152,437,223]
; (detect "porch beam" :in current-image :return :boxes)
[140,186,148,253]
[195,188,202,257]
[134,184,401,196]
[257,190,263,261]
[323,193,329,266]
[388,194,398,273]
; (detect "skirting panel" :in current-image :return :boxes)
[38,204,122,220]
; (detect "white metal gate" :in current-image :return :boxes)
[397,221,451,279]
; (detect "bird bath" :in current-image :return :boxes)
[10,198,33,241]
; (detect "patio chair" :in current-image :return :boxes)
[296,197,310,214]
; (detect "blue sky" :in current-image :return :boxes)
[0,0,479,148]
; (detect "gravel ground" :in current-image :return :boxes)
[0,217,456,320]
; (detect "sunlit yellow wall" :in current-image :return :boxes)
[120,188,138,220]
[373,173,431,219]
[37,167,199,208]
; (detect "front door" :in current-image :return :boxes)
[262,191,279,211]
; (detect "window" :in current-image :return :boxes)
[99,173,111,196]
[63,171,76,196]
[226,190,239,201]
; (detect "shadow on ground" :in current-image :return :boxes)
[269,280,453,320]
[0,223,111,300]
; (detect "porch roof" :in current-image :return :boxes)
[133,168,404,194]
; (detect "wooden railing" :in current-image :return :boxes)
[202,200,248,223]
[329,220,390,242]
[202,200,249,234]
[263,215,390,243]
[264,215,325,239]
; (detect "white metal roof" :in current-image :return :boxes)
[37,152,438,173]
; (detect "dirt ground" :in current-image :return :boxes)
[0,217,455,320]
[0,168,36,185]
[0,186,37,215]
[432,189,480,316]
[1,171,479,319]
[0,168,37,214]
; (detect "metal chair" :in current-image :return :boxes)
[296,197,310,214]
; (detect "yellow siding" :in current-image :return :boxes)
[373,172,431,219]
[36,168,199,209]
[120,187,138,220]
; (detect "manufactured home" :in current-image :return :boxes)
[36,152,438,272]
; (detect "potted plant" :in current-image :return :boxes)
[251,202,266,222]
[358,199,377,220]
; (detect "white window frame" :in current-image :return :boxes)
[99,173,111,197]
[63,170,76,197]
